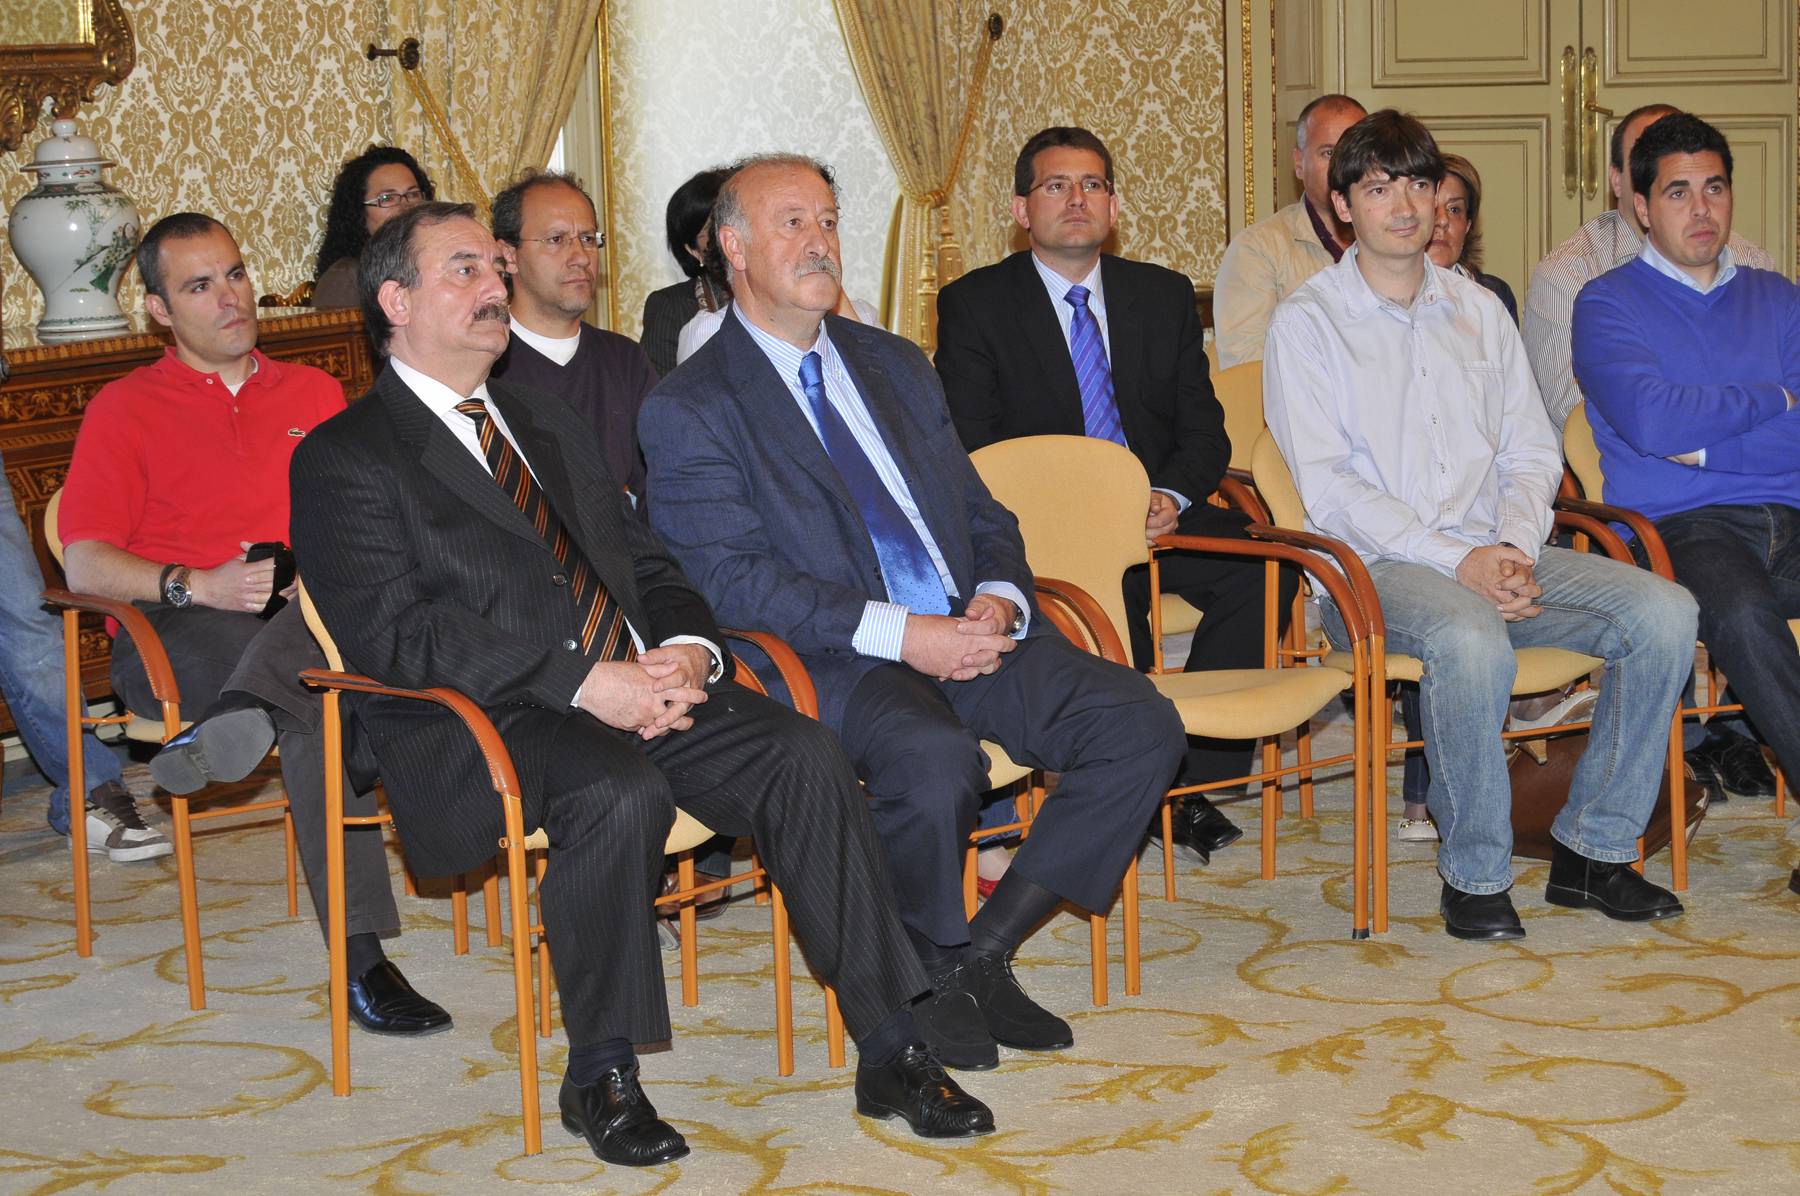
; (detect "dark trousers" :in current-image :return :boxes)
[1653,503,1800,785]
[1122,502,1300,786]
[488,682,925,1048]
[110,602,399,940]
[836,633,1186,947]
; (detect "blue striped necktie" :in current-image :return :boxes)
[1064,284,1127,446]
[797,351,950,615]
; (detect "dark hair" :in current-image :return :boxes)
[1438,153,1486,271]
[1611,103,1680,171]
[709,153,838,284]
[136,212,228,301]
[1013,126,1114,197]
[665,168,729,279]
[358,201,478,351]
[1629,111,1733,200]
[1327,109,1445,197]
[491,170,593,246]
[314,145,437,282]
[1295,94,1366,150]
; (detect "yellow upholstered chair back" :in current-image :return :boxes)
[1249,430,1307,531]
[1564,402,1604,499]
[969,435,1150,644]
[44,488,66,566]
[1213,361,1265,472]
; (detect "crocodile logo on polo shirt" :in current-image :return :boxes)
[288,428,306,437]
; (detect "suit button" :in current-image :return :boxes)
[562,638,579,651]
[552,572,569,586]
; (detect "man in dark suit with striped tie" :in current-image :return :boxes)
[640,155,1186,1076]
[289,202,995,1167]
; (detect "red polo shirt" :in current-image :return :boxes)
[60,347,346,576]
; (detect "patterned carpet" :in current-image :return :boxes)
[2,713,1798,1196]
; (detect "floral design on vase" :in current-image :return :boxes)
[8,119,141,342]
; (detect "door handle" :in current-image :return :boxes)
[1580,46,1613,200]
[1560,45,1579,198]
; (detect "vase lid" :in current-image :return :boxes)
[21,119,115,174]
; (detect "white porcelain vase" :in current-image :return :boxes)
[8,119,140,341]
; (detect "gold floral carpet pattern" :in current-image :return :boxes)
[2,720,1798,1196]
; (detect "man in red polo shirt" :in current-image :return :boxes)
[60,213,449,1037]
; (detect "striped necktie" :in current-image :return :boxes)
[1064,284,1127,446]
[453,398,634,661]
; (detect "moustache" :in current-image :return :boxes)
[473,301,510,322]
[796,257,842,281]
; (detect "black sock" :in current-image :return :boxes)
[904,923,967,973]
[566,1036,636,1086]
[969,873,1061,957]
[856,1005,919,1067]
[344,931,385,978]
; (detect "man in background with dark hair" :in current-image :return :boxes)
[58,213,445,1032]
[491,171,658,503]
[1264,111,1697,942]
[1572,114,1800,897]
[937,124,1296,865]
[1215,93,1367,367]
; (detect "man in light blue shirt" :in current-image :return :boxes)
[1264,111,1697,941]
[642,153,1186,1073]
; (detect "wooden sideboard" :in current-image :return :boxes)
[0,307,375,737]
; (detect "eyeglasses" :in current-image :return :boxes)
[362,188,426,209]
[516,231,605,252]
[1028,175,1114,199]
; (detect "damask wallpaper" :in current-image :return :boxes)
[606,0,897,340]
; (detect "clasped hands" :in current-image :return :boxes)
[902,593,1019,682]
[576,643,712,739]
[1456,544,1542,622]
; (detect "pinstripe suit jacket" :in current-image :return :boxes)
[290,364,722,877]
[639,311,1042,732]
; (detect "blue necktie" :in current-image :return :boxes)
[798,352,950,615]
[1064,284,1127,446]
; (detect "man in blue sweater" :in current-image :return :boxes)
[1572,113,1800,896]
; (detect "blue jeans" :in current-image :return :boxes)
[0,455,124,833]
[1323,546,1697,894]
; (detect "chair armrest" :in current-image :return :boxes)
[1032,576,1130,663]
[720,627,820,720]
[1203,525,1380,644]
[1553,495,1671,578]
[1550,509,1631,564]
[1216,473,1270,523]
[41,587,182,708]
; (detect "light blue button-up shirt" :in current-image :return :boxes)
[733,307,1029,660]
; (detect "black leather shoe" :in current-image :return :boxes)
[1440,883,1525,941]
[346,960,453,1036]
[1544,842,1683,922]
[914,968,998,1071]
[1152,795,1244,865]
[560,1065,689,1166]
[948,950,1073,1051]
[150,706,276,795]
[855,1043,995,1138]
[1716,733,1778,799]
[1789,868,1800,897]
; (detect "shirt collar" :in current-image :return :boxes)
[1029,251,1104,311]
[731,304,836,385]
[1302,195,1347,262]
[1333,243,1446,320]
[509,317,582,359]
[1638,236,1737,294]
[152,346,277,390]
[390,354,493,417]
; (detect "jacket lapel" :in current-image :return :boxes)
[716,315,859,516]
[829,323,952,538]
[1100,255,1144,445]
[1004,251,1084,424]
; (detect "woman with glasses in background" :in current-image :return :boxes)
[311,145,436,310]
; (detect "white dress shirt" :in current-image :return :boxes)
[731,306,1029,661]
[678,297,879,365]
[1262,246,1562,578]
[389,355,723,689]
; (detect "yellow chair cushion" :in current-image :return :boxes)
[1150,667,1352,740]
[1791,620,1800,651]
[1325,646,1599,695]
[1158,593,1202,637]
[981,739,1034,789]
[520,810,716,856]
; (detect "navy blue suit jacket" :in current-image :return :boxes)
[639,311,1042,731]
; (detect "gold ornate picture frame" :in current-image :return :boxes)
[0,0,134,153]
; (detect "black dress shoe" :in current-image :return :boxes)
[914,968,998,1071]
[1152,795,1244,865]
[346,960,453,1036]
[1788,868,1800,897]
[560,1065,689,1166]
[945,950,1073,1051]
[150,706,276,795]
[1440,883,1525,941]
[855,1043,995,1138]
[1544,842,1683,922]
[1716,733,1778,799]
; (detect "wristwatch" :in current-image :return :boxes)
[160,563,193,608]
[1005,601,1027,636]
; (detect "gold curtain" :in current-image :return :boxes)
[833,2,999,350]
[388,1,604,205]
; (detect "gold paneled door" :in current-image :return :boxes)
[1278,1,1796,295]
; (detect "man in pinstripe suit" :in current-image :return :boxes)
[290,202,994,1167]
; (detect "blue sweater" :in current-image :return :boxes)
[1570,257,1800,519]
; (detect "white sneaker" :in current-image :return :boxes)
[85,782,173,862]
[1397,817,1439,842]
